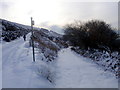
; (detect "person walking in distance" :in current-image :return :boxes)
[23,34,26,41]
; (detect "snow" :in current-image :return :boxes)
[2,34,118,88]
[0,50,1,86]
[2,33,53,88]
[0,20,2,89]
[2,19,31,30]
[55,48,118,88]
[1,30,118,88]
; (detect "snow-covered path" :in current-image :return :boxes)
[2,34,53,88]
[55,48,118,88]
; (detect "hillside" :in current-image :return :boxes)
[1,19,31,42]
[1,19,118,88]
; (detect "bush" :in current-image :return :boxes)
[63,20,119,51]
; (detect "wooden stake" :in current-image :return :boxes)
[31,17,35,62]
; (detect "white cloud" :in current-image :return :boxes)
[0,0,118,29]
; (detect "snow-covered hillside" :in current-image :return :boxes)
[1,19,31,42]
[1,19,67,88]
[1,19,118,88]
[2,34,118,88]
[30,29,68,62]
[2,36,118,88]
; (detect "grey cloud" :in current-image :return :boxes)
[49,25,64,35]
[38,22,64,34]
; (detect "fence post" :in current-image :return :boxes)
[31,17,35,62]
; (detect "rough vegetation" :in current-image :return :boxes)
[63,20,120,52]
[30,29,68,62]
[29,28,68,83]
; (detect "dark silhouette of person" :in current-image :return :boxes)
[23,35,26,41]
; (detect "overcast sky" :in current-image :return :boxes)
[0,0,119,29]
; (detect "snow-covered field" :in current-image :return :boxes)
[2,33,118,88]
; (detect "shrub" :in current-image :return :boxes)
[63,20,119,51]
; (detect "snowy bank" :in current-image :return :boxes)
[71,47,120,77]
